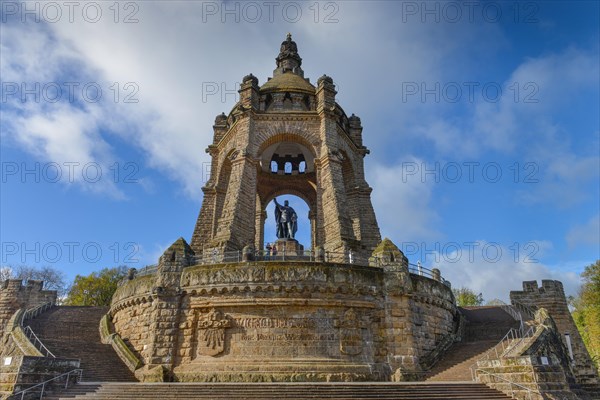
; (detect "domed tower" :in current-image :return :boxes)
[191,34,381,262]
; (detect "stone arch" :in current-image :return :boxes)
[256,132,317,159]
[261,190,314,250]
[263,188,314,212]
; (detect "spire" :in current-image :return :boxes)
[274,33,304,77]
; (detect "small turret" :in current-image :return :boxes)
[212,112,228,143]
[348,114,363,147]
[274,33,304,77]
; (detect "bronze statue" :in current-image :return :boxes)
[274,198,298,239]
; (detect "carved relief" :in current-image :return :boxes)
[338,308,364,355]
[196,308,231,356]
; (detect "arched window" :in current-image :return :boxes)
[270,160,279,173]
[298,161,306,173]
[284,162,292,174]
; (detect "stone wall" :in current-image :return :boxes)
[510,280,599,384]
[476,356,579,400]
[108,239,458,383]
[111,274,156,363]
[410,275,456,362]
[0,280,57,341]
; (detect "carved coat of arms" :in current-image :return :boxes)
[338,308,363,355]
[196,308,231,357]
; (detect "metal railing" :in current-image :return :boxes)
[408,262,451,287]
[470,325,537,381]
[135,264,158,277]
[497,302,525,334]
[19,302,56,358]
[474,369,535,400]
[22,325,55,358]
[512,301,536,321]
[128,251,450,287]
[9,368,83,400]
[139,252,450,284]
[253,249,317,262]
[20,302,54,326]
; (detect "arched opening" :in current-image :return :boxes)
[284,162,292,174]
[299,161,306,173]
[270,160,278,173]
[256,134,318,252]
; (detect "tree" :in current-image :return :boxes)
[0,265,67,297]
[485,298,505,306]
[453,287,484,307]
[64,266,128,306]
[572,260,600,369]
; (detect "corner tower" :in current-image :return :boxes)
[191,34,381,261]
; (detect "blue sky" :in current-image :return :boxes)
[1,1,598,301]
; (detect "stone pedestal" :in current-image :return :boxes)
[273,239,304,256]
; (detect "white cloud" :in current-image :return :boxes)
[431,240,582,301]
[369,159,442,242]
[566,214,600,249]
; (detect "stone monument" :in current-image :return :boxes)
[107,35,462,383]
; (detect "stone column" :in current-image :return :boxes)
[212,154,259,252]
[255,208,267,252]
[191,117,227,255]
[315,75,355,256]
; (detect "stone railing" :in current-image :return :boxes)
[99,314,142,373]
[474,368,536,400]
[420,333,456,372]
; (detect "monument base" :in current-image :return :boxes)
[273,239,304,256]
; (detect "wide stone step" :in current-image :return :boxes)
[28,306,137,383]
[425,340,499,381]
[46,383,511,400]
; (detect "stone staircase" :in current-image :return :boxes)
[43,382,511,399]
[425,340,499,381]
[29,306,136,382]
[580,383,600,400]
[426,306,521,382]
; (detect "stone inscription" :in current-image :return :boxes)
[240,333,336,341]
[233,317,333,329]
[233,317,336,343]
